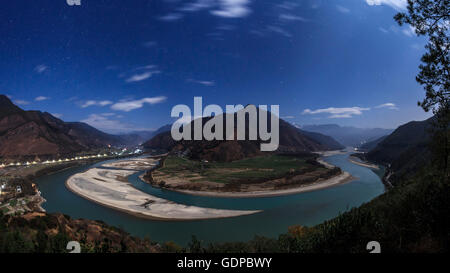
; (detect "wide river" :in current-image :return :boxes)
[36,152,385,246]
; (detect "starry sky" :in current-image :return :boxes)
[0,0,433,133]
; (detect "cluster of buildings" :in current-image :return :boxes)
[0,154,109,169]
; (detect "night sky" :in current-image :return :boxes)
[0,0,432,133]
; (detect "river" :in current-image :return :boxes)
[35,152,385,246]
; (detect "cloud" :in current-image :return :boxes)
[365,0,407,11]
[336,5,350,14]
[279,14,307,22]
[402,25,416,37]
[211,0,251,18]
[34,65,48,74]
[158,13,183,21]
[51,113,63,118]
[276,2,299,10]
[125,71,160,83]
[179,0,215,12]
[379,27,389,33]
[35,96,50,101]
[134,65,157,71]
[302,107,370,118]
[187,79,215,86]
[267,25,292,37]
[81,114,148,133]
[101,113,116,117]
[81,100,113,108]
[375,103,399,110]
[111,96,167,112]
[281,115,295,119]
[14,99,30,105]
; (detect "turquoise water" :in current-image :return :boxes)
[36,153,385,246]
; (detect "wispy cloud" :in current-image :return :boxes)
[35,96,50,101]
[180,0,215,12]
[336,5,350,14]
[51,113,63,118]
[402,25,416,37]
[211,0,251,18]
[302,107,370,118]
[34,65,48,74]
[365,0,407,11]
[276,1,299,10]
[281,115,295,119]
[126,71,160,83]
[14,99,30,105]
[111,96,167,112]
[379,27,389,33]
[158,13,183,21]
[267,25,292,37]
[375,103,399,110]
[279,14,307,22]
[81,114,150,133]
[187,78,215,86]
[81,100,113,108]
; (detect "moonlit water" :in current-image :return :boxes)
[36,153,385,246]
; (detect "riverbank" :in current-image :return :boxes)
[141,151,355,198]
[348,156,379,170]
[65,158,260,220]
[147,171,354,198]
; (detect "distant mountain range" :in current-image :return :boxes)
[358,135,388,152]
[302,124,394,147]
[0,95,165,159]
[144,107,344,162]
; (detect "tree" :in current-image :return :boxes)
[395,0,449,175]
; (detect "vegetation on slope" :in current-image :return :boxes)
[169,166,448,253]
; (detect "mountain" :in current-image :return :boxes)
[118,125,172,147]
[302,124,394,147]
[144,107,344,162]
[299,129,345,150]
[0,95,125,159]
[366,117,434,180]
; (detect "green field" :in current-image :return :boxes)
[156,154,326,184]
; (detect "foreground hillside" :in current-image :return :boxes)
[181,167,449,253]
[0,211,159,253]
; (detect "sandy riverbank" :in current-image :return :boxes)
[65,158,260,220]
[348,156,379,170]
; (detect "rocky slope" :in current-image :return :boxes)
[0,95,123,159]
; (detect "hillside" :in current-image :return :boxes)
[0,95,125,159]
[144,107,344,162]
[0,211,159,253]
[366,117,435,182]
[302,124,393,147]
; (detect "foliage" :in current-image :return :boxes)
[185,167,449,253]
[395,0,450,176]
